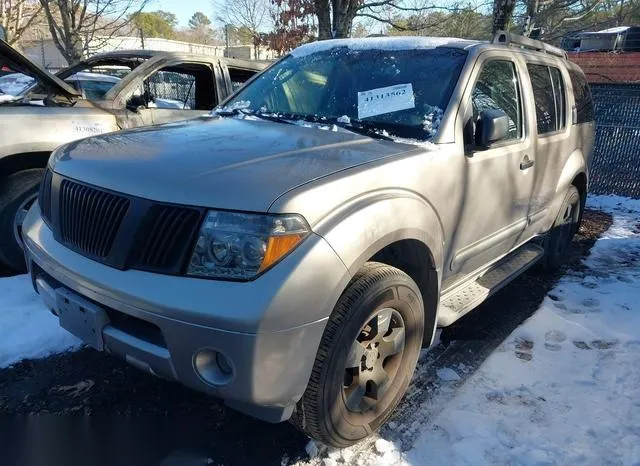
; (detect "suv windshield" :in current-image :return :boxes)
[223,47,467,140]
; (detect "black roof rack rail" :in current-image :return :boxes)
[493,30,568,59]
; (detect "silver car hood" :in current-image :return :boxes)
[51,117,413,212]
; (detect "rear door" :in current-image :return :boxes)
[450,53,535,275]
[524,60,572,234]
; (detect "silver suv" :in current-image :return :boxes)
[23,32,595,447]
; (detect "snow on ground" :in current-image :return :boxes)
[0,274,79,369]
[299,195,640,466]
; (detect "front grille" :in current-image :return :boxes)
[59,180,129,258]
[132,204,202,272]
[39,169,53,224]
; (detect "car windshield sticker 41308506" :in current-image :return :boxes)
[357,83,415,119]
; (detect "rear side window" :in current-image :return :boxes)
[527,64,566,135]
[228,67,257,92]
[549,67,566,130]
[472,60,522,140]
[568,69,594,124]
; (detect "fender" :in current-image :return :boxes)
[542,149,587,232]
[312,189,445,278]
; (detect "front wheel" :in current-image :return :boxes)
[0,169,44,272]
[541,185,582,271]
[290,262,425,448]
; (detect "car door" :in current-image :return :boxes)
[121,61,219,127]
[450,54,535,276]
[524,60,572,234]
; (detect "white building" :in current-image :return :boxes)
[22,36,276,71]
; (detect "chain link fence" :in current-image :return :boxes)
[589,83,640,199]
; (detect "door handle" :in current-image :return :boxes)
[520,156,534,170]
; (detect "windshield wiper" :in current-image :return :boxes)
[216,108,294,125]
[332,120,395,141]
[267,113,394,141]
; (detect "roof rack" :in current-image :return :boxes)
[493,31,568,59]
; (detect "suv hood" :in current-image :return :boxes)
[52,117,414,212]
[0,40,79,98]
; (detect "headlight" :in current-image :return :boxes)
[187,211,310,280]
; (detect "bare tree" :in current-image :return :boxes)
[214,0,269,52]
[0,0,42,45]
[514,0,640,41]
[492,0,516,33]
[311,0,491,39]
[39,0,148,64]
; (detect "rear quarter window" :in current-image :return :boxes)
[527,64,566,135]
[568,69,594,124]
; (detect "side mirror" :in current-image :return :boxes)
[0,26,6,42]
[475,109,510,148]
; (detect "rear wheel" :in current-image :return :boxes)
[290,262,424,447]
[0,169,44,272]
[541,185,582,271]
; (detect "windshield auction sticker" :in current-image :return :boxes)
[357,83,415,119]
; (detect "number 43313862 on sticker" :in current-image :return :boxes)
[357,83,415,120]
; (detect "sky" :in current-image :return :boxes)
[149,0,215,27]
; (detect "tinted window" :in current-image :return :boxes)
[226,48,468,140]
[147,71,197,109]
[549,67,566,130]
[78,80,118,100]
[131,64,216,111]
[568,69,594,124]
[472,60,522,140]
[527,64,557,134]
[228,67,257,91]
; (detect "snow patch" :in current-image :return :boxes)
[0,275,80,368]
[423,106,444,137]
[374,438,393,455]
[436,367,461,382]
[404,194,640,465]
[291,37,478,58]
[305,440,319,459]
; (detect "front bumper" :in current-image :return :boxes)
[23,206,351,422]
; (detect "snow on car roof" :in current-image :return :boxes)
[291,36,480,58]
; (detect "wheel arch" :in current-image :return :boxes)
[0,152,51,181]
[369,239,440,347]
[316,194,445,347]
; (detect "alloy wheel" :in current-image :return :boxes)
[342,308,406,413]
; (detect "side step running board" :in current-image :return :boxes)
[438,243,544,326]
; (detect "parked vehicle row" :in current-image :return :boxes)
[15,31,595,447]
[0,40,267,271]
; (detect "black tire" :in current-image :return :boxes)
[0,168,44,272]
[541,185,582,271]
[290,262,425,448]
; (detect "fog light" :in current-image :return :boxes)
[194,349,234,386]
